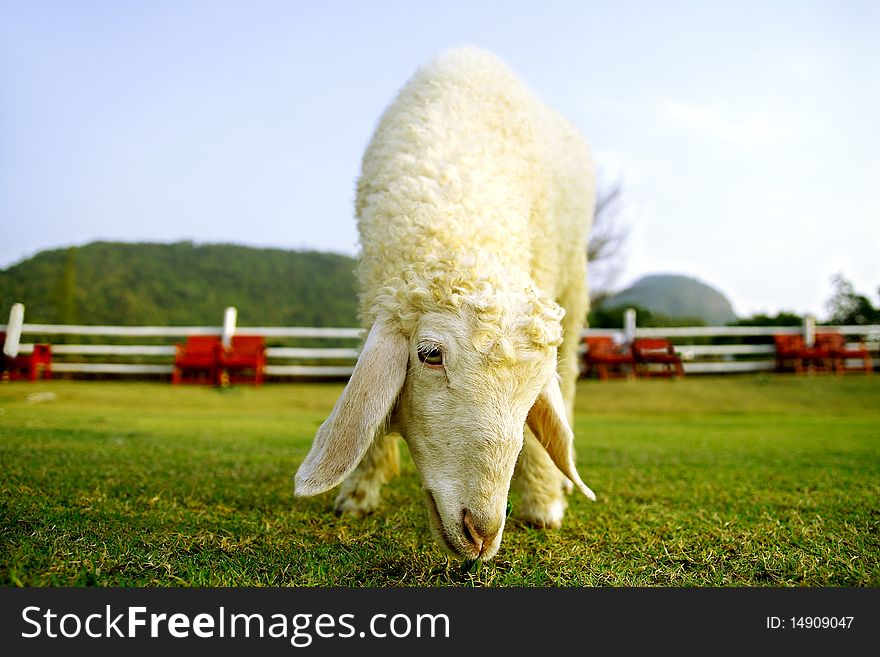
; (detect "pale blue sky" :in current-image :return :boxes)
[2,1,878,318]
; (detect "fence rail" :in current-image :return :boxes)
[3,303,879,380]
[15,323,365,339]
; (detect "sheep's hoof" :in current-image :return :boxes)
[334,504,371,519]
[517,498,566,529]
[333,486,380,518]
[522,516,562,530]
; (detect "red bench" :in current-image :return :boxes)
[632,338,684,378]
[773,334,832,374]
[218,335,266,385]
[815,332,873,374]
[581,336,636,380]
[172,336,222,385]
[1,331,52,381]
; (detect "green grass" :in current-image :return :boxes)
[1,375,878,587]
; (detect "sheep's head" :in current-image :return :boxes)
[294,272,593,561]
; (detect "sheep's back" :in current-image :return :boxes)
[355,47,593,325]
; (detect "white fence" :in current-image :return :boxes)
[2,327,362,380]
[585,325,879,374]
[2,304,879,379]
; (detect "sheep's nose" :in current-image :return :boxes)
[462,509,500,556]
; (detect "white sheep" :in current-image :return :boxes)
[295,46,596,561]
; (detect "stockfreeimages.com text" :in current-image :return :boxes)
[21,605,450,647]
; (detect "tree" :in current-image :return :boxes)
[53,247,78,325]
[588,176,630,304]
[824,273,880,325]
[730,311,802,327]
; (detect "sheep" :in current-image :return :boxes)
[295,46,596,562]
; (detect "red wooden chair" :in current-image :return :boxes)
[631,338,684,378]
[1,331,52,381]
[581,336,636,380]
[172,336,222,385]
[815,332,873,374]
[773,334,832,374]
[218,335,267,385]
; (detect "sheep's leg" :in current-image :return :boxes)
[333,432,400,518]
[512,429,569,528]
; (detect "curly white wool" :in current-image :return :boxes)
[356,47,592,365]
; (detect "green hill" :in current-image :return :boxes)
[0,242,360,327]
[600,274,738,325]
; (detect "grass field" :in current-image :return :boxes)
[1,375,878,587]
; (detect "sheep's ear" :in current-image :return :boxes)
[526,375,597,501]
[294,320,408,497]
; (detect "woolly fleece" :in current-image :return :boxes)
[355,47,595,364]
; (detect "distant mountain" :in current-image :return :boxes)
[600,274,738,325]
[0,242,360,327]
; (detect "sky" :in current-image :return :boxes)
[2,0,878,319]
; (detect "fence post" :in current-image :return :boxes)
[624,308,637,344]
[802,314,816,348]
[3,303,25,358]
[222,307,237,350]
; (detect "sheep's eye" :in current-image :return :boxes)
[417,343,444,367]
